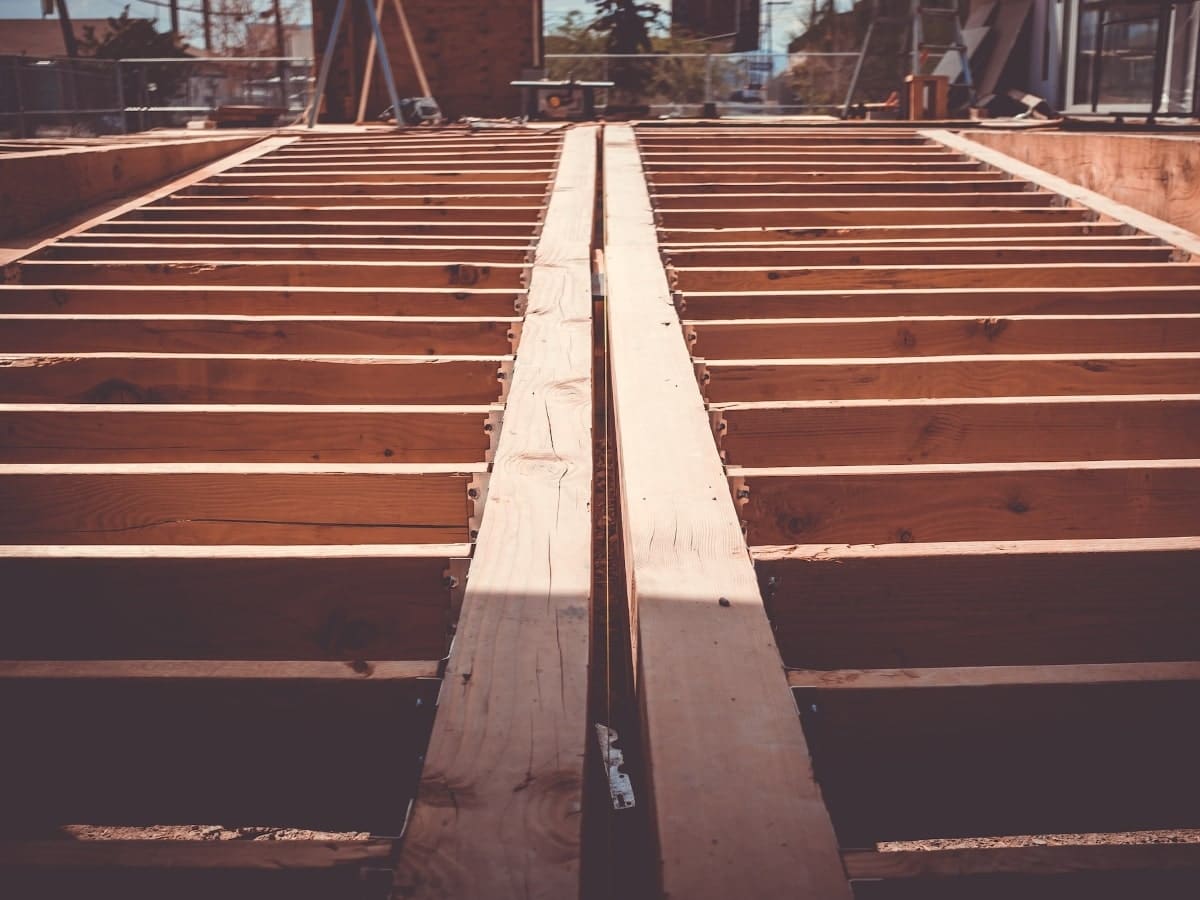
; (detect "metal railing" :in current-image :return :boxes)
[1,55,314,138]
[544,51,864,116]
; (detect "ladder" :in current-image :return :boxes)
[842,0,974,117]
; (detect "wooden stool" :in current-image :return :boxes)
[905,74,949,119]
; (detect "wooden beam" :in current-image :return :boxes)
[733,459,1200,546]
[655,192,1059,210]
[119,205,543,223]
[0,404,498,463]
[0,463,483,544]
[42,243,531,264]
[0,839,397,870]
[669,246,1174,267]
[701,354,1200,401]
[0,844,398,868]
[713,395,1200,466]
[678,286,1200,320]
[392,125,596,899]
[659,207,1086,229]
[842,843,1200,879]
[651,178,1018,194]
[0,285,523,317]
[0,544,467,660]
[89,220,540,237]
[789,661,1200,690]
[648,169,1011,184]
[659,222,1131,242]
[0,353,508,404]
[756,537,1200,669]
[0,659,439,830]
[603,123,851,899]
[689,315,1200,359]
[794,667,1200,843]
[0,316,518,355]
[672,263,1200,293]
[150,193,546,209]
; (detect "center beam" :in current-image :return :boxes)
[603,124,851,898]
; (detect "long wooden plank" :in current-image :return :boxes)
[0,544,466,659]
[0,463,482,544]
[734,459,1200,546]
[14,259,527,289]
[652,178,1019,194]
[0,354,507,404]
[842,844,1200,878]
[43,243,531,264]
[602,123,851,899]
[702,354,1200,401]
[0,839,397,870]
[118,205,543,223]
[0,660,439,830]
[656,192,1059,210]
[672,263,1200,293]
[0,285,523,317]
[89,219,540,237]
[186,180,549,195]
[65,232,536,246]
[795,670,1200,843]
[659,207,1088,229]
[756,537,1200,668]
[150,193,546,208]
[668,246,1173,266]
[679,286,1200,319]
[392,125,596,900]
[789,661,1200,689]
[0,316,517,355]
[714,396,1200,466]
[0,404,497,463]
[660,222,1130,242]
[689,315,1200,358]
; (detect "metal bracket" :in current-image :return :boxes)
[672,291,687,315]
[694,361,711,401]
[467,473,490,542]
[513,293,528,317]
[594,723,636,811]
[506,320,524,355]
[444,557,470,626]
[682,323,698,352]
[710,409,727,463]
[496,358,515,402]
[591,271,606,298]
[731,474,750,510]
[484,406,504,463]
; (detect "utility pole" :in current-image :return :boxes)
[202,0,214,50]
[169,0,180,41]
[54,0,79,57]
[272,0,288,107]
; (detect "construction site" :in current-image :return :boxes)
[1,0,1199,897]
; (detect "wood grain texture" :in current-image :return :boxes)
[0,839,397,870]
[796,672,1200,843]
[43,242,531,264]
[0,315,517,356]
[0,285,523,317]
[735,459,1200,545]
[0,545,464,659]
[0,404,496,463]
[0,353,507,404]
[842,843,1200,879]
[714,396,1200,466]
[757,537,1200,669]
[673,263,1200,293]
[679,286,1200,319]
[702,354,1200,401]
[690,315,1200,359]
[12,259,526,289]
[659,206,1088,229]
[659,221,1130,242]
[604,124,851,900]
[0,464,481,545]
[393,126,596,900]
[0,661,439,829]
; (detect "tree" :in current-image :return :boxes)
[80,8,191,106]
[589,0,664,94]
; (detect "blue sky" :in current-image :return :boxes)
[0,0,810,53]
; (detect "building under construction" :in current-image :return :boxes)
[1,0,1199,898]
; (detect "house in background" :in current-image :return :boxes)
[0,17,131,57]
[984,0,1198,116]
